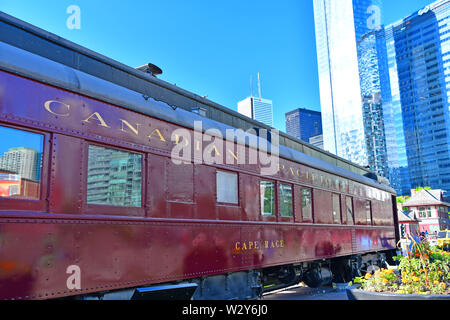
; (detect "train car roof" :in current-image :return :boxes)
[0,11,396,194]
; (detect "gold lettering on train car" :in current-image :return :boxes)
[120,119,141,136]
[148,128,166,142]
[227,149,239,161]
[173,134,190,146]
[204,144,221,157]
[82,112,110,128]
[233,240,284,253]
[44,100,70,117]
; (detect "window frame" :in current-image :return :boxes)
[215,169,239,206]
[365,200,372,225]
[332,193,341,224]
[278,182,294,219]
[84,142,145,217]
[301,187,313,222]
[260,179,276,219]
[0,123,49,212]
[346,196,354,225]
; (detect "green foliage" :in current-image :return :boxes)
[415,186,432,191]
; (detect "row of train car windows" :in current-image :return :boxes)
[0,126,372,224]
[216,170,372,223]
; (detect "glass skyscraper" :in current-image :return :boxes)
[314,0,450,199]
[382,0,450,199]
[313,0,384,170]
[285,108,322,143]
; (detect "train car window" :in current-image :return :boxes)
[260,180,275,216]
[279,183,293,217]
[87,145,142,207]
[0,126,43,200]
[216,170,238,204]
[332,193,341,223]
[365,201,372,224]
[301,188,312,220]
[346,196,354,225]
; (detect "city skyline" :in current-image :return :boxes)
[0,0,436,132]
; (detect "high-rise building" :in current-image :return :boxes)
[0,147,40,181]
[238,73,273,127]
[285,108,322,143]
[313,0,383,169]
[375,26,412,196]
[237,96,274,127]
[381,0,450,199]
[309,134,324,149]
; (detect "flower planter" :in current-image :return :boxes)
[346,286,450,300]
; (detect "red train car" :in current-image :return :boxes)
[0,14,399,300]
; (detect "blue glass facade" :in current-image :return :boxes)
[357,31,390,178]
[313,0,388,176]
[382,0,450,199]
[314,0,384,168]
[285,108,323,143]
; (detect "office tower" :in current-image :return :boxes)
[237,73,273,127]
[382,0,450,199]
[238,97,274,127]
[356,23,393,179]
[285,108,322,143]
[309,134,324,149]
[313,0,383,169]
[374,27,412,196]
[0,147,40,181]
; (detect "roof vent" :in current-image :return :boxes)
[136,63,163,77]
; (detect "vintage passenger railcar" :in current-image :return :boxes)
[0,12,399,300]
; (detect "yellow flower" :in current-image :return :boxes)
[364,273,372,279]
[412,276,420,282]
[433,280,440,285]
[402,278,409,284]
[440,282,446,288]
[382,279,389,284]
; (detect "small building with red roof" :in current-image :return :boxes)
[401,188,450,235]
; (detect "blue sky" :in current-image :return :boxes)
[0,0,436,133]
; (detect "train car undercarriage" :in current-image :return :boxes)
[66,249,397,300]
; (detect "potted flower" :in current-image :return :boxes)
[347,237,450,300]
